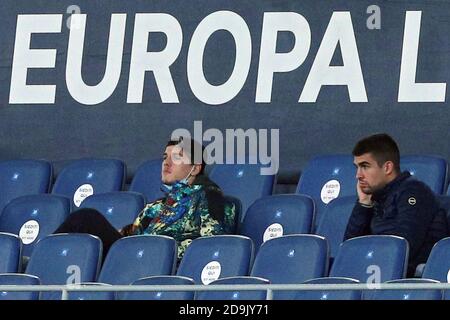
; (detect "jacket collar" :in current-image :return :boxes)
[371,171,411,202]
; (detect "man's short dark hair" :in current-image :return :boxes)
[352,133,401,172]
[166,136,206,175]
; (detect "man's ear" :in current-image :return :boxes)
[191,164,202,177]
[384,161,395,175]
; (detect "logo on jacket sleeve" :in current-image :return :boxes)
[408,197,416,205]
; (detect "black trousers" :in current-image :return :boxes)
[54,208,123,258]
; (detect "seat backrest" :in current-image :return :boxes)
[422,237,450,282]
[129,159,164,203]
[195,276,269,300]
[0,274,40,300]
[364,278,442,300]
[0,232,22,273]
[80,192,145,230]
[51,159,125,208]
[98,235,177,285]
[294,277,361,300]
[25,234,102,299]
[316,196,357,260]
[118,275,195,300]
[401,155,448,194]
[209,163,275,221]
[176,235,254,284]
[240,195,314,252]
[0,195,71,257]
[250,235,328,299]
[330,235,409,282]
[296,155,356,230]
[0,160,52,214]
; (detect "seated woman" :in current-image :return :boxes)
[54,137,235,260]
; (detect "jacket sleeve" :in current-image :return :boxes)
[344,202,374,240]
[376,186,437,259]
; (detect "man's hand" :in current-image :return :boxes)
[357,180,373,206]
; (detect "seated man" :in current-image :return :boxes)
[55,137,235,260]
[344,133,448,277]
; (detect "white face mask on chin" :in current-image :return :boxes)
[161,165,196,192]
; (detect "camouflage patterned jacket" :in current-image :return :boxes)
[132,175,235,259]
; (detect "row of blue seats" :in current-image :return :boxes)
[0,155,449,227]
[1,233,450,300]
[1,191,448,262]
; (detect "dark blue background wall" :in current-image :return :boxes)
[0,0,449,183]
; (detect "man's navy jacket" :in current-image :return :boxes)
[344,171,448,277]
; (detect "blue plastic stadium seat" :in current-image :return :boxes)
[294,277,361,300]
[51,158,125,208]
[0,232,22,273]
[129,159,164,203]
[209,163,275,222]
[25,234,102,300]
[118,276,195,300]
[422,237,450,282]
[330,235,409,282]
[0,195,70,257]
[196,276,270,300]
[80,192,145,230]
[98,235,177,285]
[401,155,448,194]
[0,160,52,214]
[315,196,357,261]
[0,274,40,300]
[296,155,356,230]
[176,235,254,284]
[250,235,328,299]
[240,195,314,252]
[364,278,442,300]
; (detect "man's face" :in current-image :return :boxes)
[354,153,389,194]
[161,145,194,184]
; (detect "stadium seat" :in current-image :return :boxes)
[51,158,126,208]
[422,237,450,282]
[0,160,52,215]
[330,235,409,282]
[0,232,22,273]
[66,283,115,300]
[118,276,195,300]
[296,155,356,230]
[223,195,241,233]
[176,235,254,284]
[79,191,145,230]
[401,155,448,194]
[0,273,40,300]
[25,234,102,300]
[129,159,164,202]
[250,235,329,299]
[315,196,357,261]
[98,235,177,285]
[209,163,275,222]
[364,278,442,300]
[0,195,71,257]
[294,277,361,300]
[195,276,270,300]
[240,195,314,252]
[445,290,450,300]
